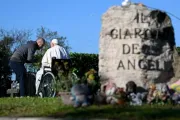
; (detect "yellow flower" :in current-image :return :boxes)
[88,74,95,80]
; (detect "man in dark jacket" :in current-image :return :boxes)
[9,38,45,97]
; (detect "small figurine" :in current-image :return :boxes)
[126,81,137,95]
[70,83,92,107]
[112,87,127,105]
[129,93,142,106]
[103,82,117,104]
[85,69,99,94]
[172,92,180,104]
[147,84,157,104]
[147,83,171,104]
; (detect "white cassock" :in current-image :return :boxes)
[35,45,69,94]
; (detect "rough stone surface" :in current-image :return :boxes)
[170,48,180,84]
[99,3,175,89]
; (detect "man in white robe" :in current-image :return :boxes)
[35,39,69,95]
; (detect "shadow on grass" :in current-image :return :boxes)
[1,98,180,120]
[49,105,180,120]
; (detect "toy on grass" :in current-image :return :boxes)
[126,81,137,95]
[147,84,171,104]
[85,69,97,85]
[128,93,143,106]
[70,83,92,108]
[128,92,148,106]
[155,84,171,104]
[103,82,117,104]
[112,87,127,105]
[84,69,99,94]
[172,92,180,104]
[147,84,158,104]
[169,79,180,93]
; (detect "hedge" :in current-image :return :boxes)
[69,52,98,78]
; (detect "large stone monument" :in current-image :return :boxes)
[99,3,176,89]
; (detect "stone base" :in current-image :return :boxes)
[58,92,73,105]
[7,88,19,97]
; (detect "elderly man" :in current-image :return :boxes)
[35,39,69,95]
[9,38,45,97]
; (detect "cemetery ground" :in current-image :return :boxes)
[0,97,180,120]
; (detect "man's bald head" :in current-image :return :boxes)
[36,37,45,49]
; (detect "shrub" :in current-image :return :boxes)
[0,37,13,97]
[69,52,98,79]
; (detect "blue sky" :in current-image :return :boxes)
[0,0,180,54]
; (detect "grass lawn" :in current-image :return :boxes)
[0,97,180,120]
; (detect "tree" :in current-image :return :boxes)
[32,26,70,70]
[0,28,32,52]
[36,26,70,51]
[10,29,32,50]
[0,37,14,97]
[176,47,180,54]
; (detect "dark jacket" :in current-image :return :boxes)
[10,41,39,63]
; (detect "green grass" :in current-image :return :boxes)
[0,97,180,120]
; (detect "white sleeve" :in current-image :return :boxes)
[41,50,51,67]
[63,48,70,59]
[47,49,52,67]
